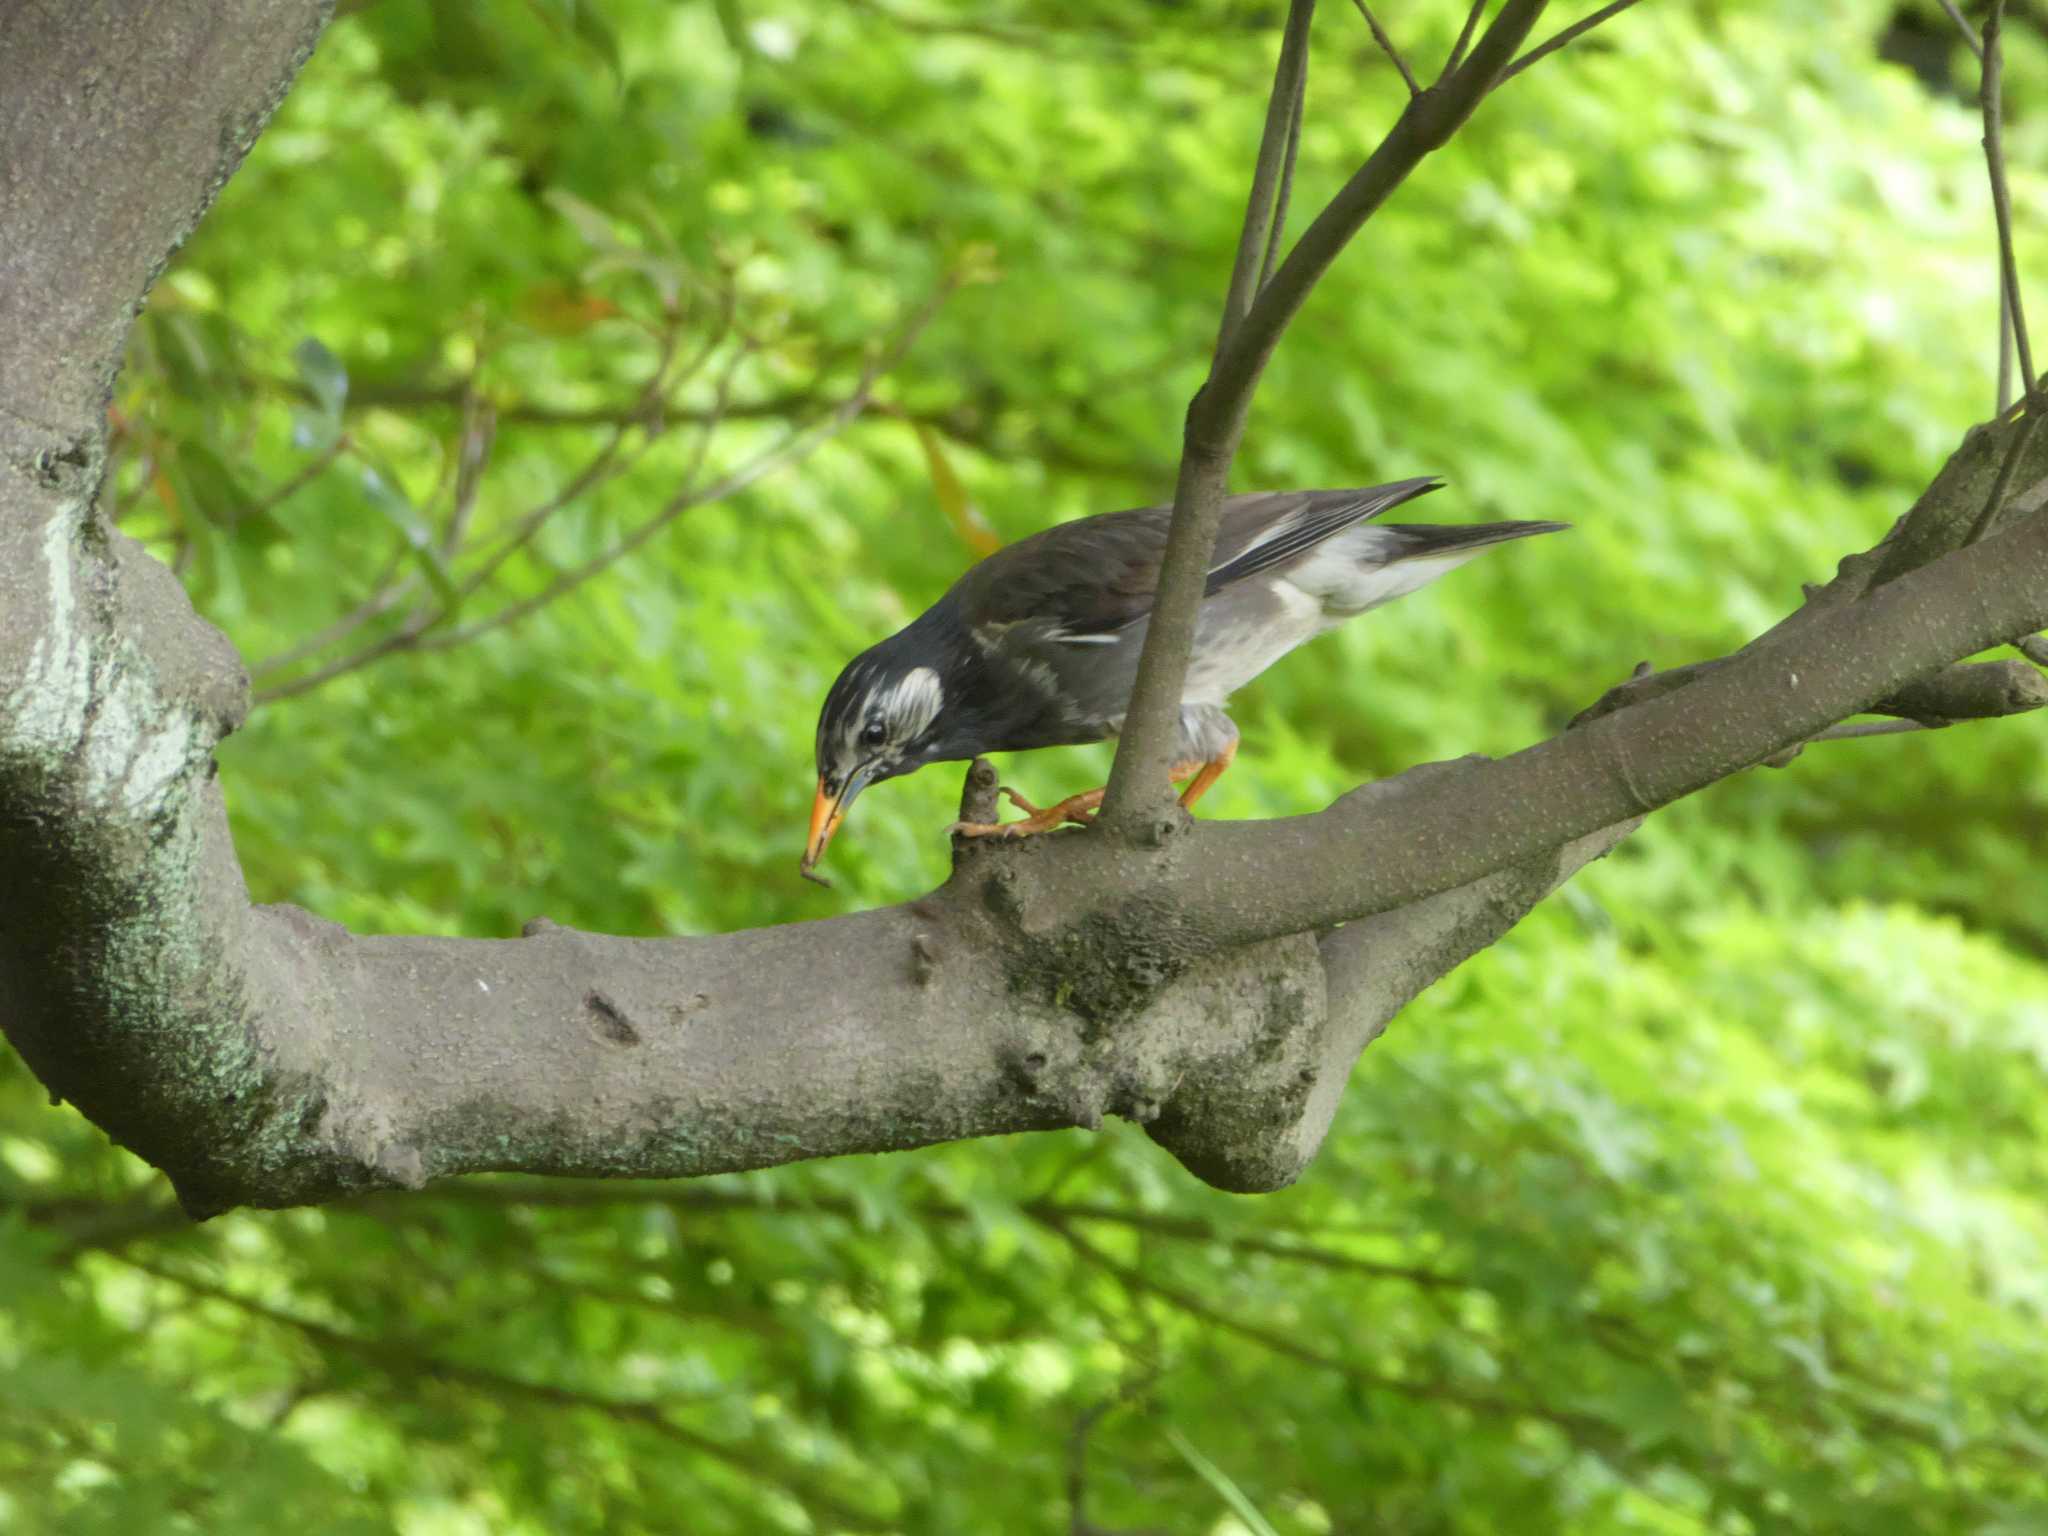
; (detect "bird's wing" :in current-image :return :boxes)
[959,479,1444,644]
[1203,477,1442,596]
[959,507,1169,641]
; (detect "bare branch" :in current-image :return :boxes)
[1446,0,1489,71]
[250,432,350,521]
[418,283,951,654]
[8,0,2048,1242]
[1216,0,1319,354]
[1981,0,2037,405]
[248,309,707,697]
[1499,0,1646,84]
[1044,1215,1600,1431]
[2001,273,2016,415]
[1102,0,1550,832]
[414,351,752,653]
[122,1256,892,1531]
[251,280,948,704]
[1349,0,1423,95]
[1807,718,1946,743]
[248,544,414,682]
[1939,0,1987,58]
[1257,69,1308,293]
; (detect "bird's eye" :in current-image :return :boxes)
[860,720,887,749]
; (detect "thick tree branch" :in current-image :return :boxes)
[0,0,332,469]
[5,0,2047,1227]
[13,425,2041,1215]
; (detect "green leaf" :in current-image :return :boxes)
[571,0,622,78]
[525,0,624,79]
[174,443,257,528]
[293,336,348,451]
[907,417,1000,555]
[545,187,628,254]
[359,465,461,612]
[1163,1426,1282,1536]
[710,0,749,60]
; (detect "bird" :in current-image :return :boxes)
[803,477,1565,877]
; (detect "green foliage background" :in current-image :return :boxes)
[6,0,2048,1530]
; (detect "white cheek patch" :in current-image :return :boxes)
[883,666,945,739]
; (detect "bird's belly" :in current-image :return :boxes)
[1181,578,1324,705]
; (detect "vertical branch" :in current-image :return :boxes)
[1982,0,2036,400]
[1099,0,1549,833]
[1446,0,1489,70]
[1216,0,1321,355]
[1258,80,1309,293]
[2001,275,2016,415]
[1965,0,2041,543]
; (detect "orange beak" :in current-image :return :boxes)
[802,777,846,876]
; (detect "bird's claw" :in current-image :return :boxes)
[946,786,1105,840]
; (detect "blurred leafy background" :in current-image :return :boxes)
[6,0,2048,1530]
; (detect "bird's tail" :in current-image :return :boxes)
[1374,519,1571,555]
[1311,518,1568,617]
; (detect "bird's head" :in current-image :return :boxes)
[803,641,954,876]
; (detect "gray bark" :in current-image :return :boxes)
[3,0,2045,1218]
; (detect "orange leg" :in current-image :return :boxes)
[948,785,1105,839]
[1173,736,1238,810]
[950,740,1238,841]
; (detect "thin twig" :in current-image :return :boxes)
[1499,0,1644,83]
[1066,1370,1162,1536]
[418,351,756,651]
[443,392,495,556]
[317,1180,1440,1275]
[248,547,414,681]
[1044,1215,1603,1433]
[423,288,946,652]
[1982,1,2037,403]
[1807,718,1947,742]
[1100,0,1549,830]
[252,309,702,698]
[1256,60,1308,291]
[1446,0,1489,71]
[1349,0,1422,94]
[1217,0,1319,353]
[118,1255,892,1531]
[453,292,718,588]
[1968,412,2041,542]
[2000,273,2016,414]
[253,412,678,703]
[1938,0,1987,58]
[249,432,350,519]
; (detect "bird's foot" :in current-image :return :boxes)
[948,786,1105,839]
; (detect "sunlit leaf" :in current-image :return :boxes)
[359,463,461,612]
[907,417,1000,555]
[293,336,348,451]
[1163,1427,1282,1536]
